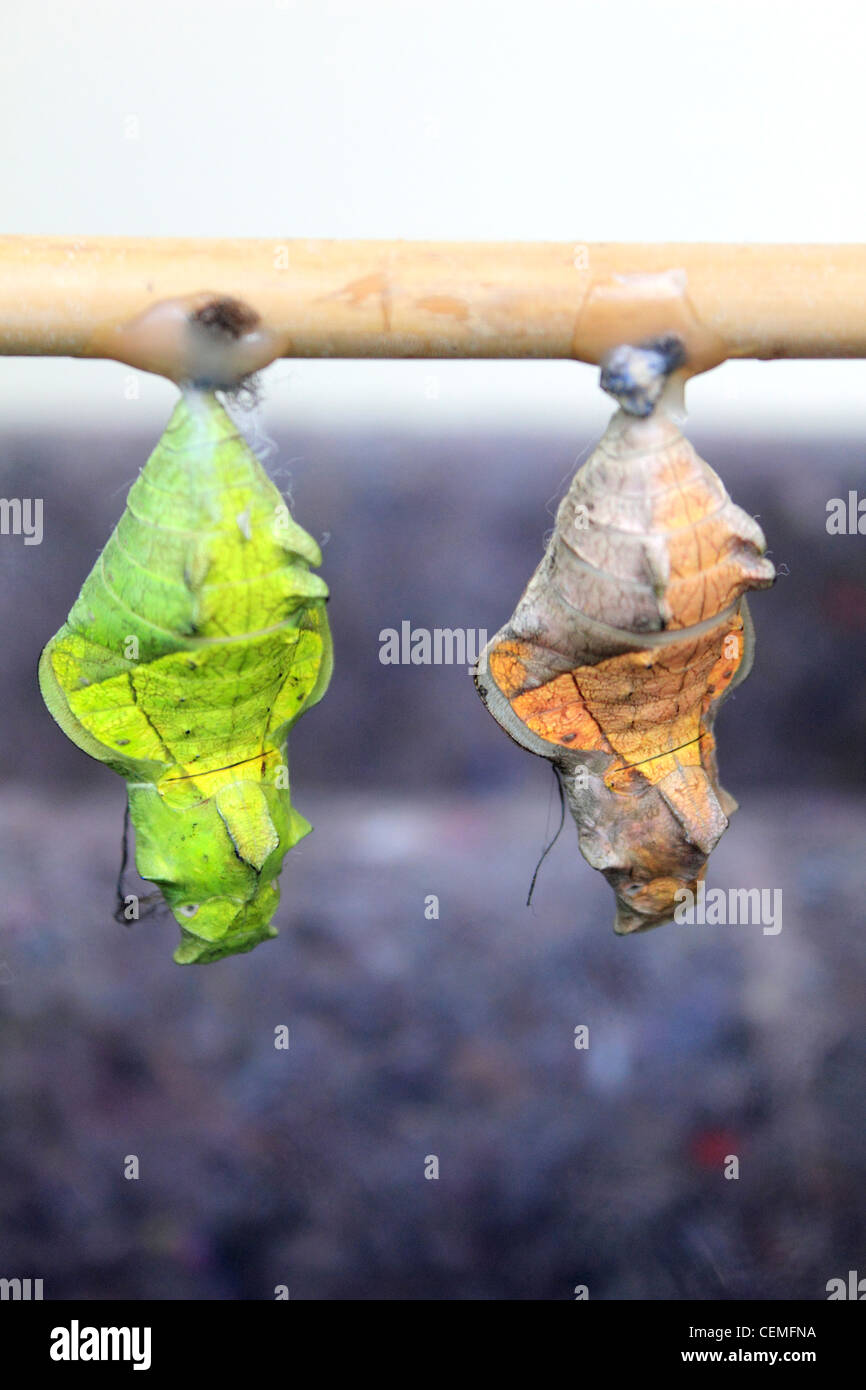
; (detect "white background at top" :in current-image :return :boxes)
[2,0,866,436]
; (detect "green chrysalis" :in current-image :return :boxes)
[39,391,332,964]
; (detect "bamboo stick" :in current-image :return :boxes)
[1,238,865,379]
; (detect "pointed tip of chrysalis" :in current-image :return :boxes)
[160,386,241,453]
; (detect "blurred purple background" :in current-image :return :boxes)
[0,406,864,1299]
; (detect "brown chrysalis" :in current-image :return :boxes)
[475,402,775,934]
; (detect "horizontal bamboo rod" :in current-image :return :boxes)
[1,238,865,381]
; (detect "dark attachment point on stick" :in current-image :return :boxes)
[600,334,686,417]
[190,296,260,340]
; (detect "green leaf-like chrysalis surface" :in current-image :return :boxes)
[39,391,332,964]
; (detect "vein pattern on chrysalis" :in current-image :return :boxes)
[475,401,775,934]
[39,390,332,964]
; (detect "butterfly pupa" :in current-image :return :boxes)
[475,402,775,934]
[39,390,332,964]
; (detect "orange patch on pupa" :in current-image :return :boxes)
[491,616,747,784]
[487,641,530,698]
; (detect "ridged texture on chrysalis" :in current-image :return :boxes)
[40,392,332,964]
[475,406,774,934]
